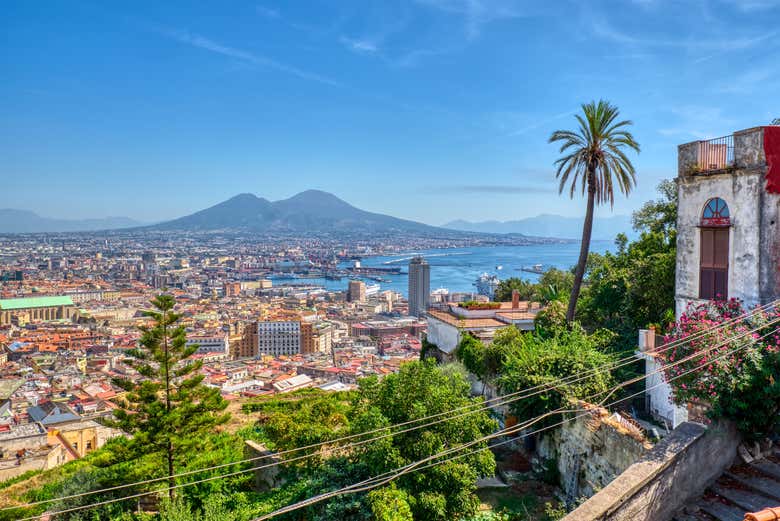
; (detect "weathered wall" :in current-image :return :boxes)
[675,126,780,315]
[759,186,780,304]
[538,405,651,500]
[676,169,764,315]
[561,421,740,521]
[245,440,284,492]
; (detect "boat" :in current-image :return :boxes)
[518,263,545,275]
[473,273,500,298]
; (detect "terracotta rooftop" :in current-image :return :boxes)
[426,309,505,329]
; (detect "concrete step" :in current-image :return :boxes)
[709,484,776,513]
[698,500,747,521]
[750,460,780,481]
[724,470,780,502]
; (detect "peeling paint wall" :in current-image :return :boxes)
[675,127,780,316]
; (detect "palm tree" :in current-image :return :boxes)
[549,100,640,323]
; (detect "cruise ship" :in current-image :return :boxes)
[473,273,500,298]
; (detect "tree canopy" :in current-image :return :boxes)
[549,100,640,322]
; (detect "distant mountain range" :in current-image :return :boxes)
[443,214,636,241]
[143,190,449,235]
[1,191,628,240]
[0,209,143,233]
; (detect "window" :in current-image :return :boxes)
[699,198,730,300]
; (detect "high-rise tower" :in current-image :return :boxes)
[408,256,430,317]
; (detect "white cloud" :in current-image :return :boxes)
[339,36,378,53]
[159,27,343,87]
[415,0,523,40]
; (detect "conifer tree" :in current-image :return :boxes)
[112,294,229,498]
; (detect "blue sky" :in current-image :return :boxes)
[2,0,779,224]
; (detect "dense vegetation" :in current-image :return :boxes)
[662,299,780,440]
[493,180,677,354]
[2,361,499,521]
[456,326,617,429]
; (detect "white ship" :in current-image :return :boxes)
[473,273,500,298]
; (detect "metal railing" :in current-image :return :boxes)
[695,134,734,173]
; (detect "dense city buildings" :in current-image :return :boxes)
[0,231,436,478]
[407,256,430,317]
[347,280,367,303]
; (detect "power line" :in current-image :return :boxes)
[4,303,776,515]
[13,317,777,521]
[252,326,778,520]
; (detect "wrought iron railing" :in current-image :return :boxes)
[694,134,734,173]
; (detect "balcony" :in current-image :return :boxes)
[680,135,734,176]
[688,135,734,175]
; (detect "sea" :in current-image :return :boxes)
[274,240,615,297]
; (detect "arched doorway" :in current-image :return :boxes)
[699,197,730,299]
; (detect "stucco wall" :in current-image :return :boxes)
[425,317,461,355]
[561,421,739,521]
[675,126,779,315]
[675,171,764,315]
[639,353,688,429]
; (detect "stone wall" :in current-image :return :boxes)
[561,421,740,521]
[245,440,284,492]
[537,404,651,501]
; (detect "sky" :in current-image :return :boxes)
[2,0,779,225]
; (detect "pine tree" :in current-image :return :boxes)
[112,294,229,498]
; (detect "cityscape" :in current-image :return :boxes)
[3,2,780,521]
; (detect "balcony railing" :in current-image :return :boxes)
[693,135,734,174]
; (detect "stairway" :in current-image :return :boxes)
[673,453,780,521]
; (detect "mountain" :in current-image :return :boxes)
[0,209,143,233]
[443,214,636,241]
[146,190,446,234]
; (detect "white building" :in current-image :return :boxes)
[426,298,540,361]
[257,320,301,356]
[186,333,230,356]
[675,126,780,314]
[640,125,780,429]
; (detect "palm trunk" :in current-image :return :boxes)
[566,171,596,323]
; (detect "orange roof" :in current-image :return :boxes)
[427,309,505,329]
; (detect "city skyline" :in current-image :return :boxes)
[3,1,779,224]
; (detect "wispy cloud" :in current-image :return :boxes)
[415,0,523,40]
[589,15,776,53]
[506,109,578,137]
[159,27,343,87]
[716,66,775,94]
[658,105,736,140]
[339,36,378,53]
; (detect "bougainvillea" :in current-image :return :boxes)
[660,298,780,439]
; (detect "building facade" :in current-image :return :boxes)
[640,125,780,429]
[186,333,230,355]
[257,320,301,356]
[0,296,78,326]
[408,256,430,317]
[675,125,780,314]
[347,280,367,303]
